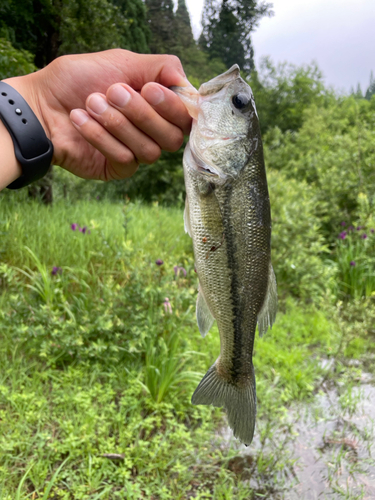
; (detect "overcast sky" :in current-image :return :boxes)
[185,0,375,94]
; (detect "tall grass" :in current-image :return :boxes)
[0,197,192,273]
[1,196,374,498]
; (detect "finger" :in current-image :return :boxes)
[86,92,164,161]
[69,108,139,180]
[106,84,185,151]
[141,83,192,136]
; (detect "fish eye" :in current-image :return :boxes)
[232,93,251,111]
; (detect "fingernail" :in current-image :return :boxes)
[146,86,165,106]
[88,94,108,115]
[108,85,131,107]
[70,109,88,127]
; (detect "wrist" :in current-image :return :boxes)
[0,74,54,189]
[0,119,22,190]
[3,71,51,142]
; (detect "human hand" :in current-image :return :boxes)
[5,50,192,181]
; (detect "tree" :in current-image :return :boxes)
[355,83,363,99]
[0,0,150,68]
[60,0,150,55]
[0,0,62,67]
[365,71,375,100]
[174,0,195,51]
[248,58,330,134]
[199,0,272,72]
[0,38,37,79]
[145,0,176,54]
[203,0,245,69]
[112,0,150,53]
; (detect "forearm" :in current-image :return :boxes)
[0,119,22,191]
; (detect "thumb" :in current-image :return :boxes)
[108,51,192,90]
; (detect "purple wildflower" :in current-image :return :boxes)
[371,229,374,234]
[174,265,187,277]
[350,261,356,266]
[338,231,347,240]
[80,226,87,234]
[163,297,172,314]
[51,266,62,275]
[362,233,368,239]
[340,221,346,226]
[356,226,363,231]
[71,223,78,231]
[155,259,164,266]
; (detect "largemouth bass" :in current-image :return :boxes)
[173,65,277,446]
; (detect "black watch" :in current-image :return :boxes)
[0,81,54,189]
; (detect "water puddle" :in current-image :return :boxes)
[221,370,375,499]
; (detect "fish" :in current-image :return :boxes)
[172,65,277,446]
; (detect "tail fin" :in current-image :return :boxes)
[191,362,256,446]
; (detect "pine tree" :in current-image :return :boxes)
[365,71,375,100]
[356,83,363,99]
[110,0,150,53]
[145,0,176,54]
[199,0,272,72]
[198,0,216,51]
[175,0,195,49]
[206,0,245,69]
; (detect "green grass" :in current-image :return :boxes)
[0,197,374,499]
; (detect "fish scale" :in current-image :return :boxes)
[173,65,277,445]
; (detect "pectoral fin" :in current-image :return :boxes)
[257,264,278,336]
[184,195,192,237]
[196,287,214,337]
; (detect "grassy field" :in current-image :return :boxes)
[0,197,374,499]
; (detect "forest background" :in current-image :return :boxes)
[1,0,375,206]
[1,0,375,498]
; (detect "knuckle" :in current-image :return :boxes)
[139,143,161,164]
[166,130,184,152]
[115,149,133,166]
[133,107,149,126]
[111,48,125,58]
[106,111,125,129]
[90,126,105,145]
[165,54,183,69]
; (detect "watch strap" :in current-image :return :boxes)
[0,81,53,189]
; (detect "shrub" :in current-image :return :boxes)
[268,168,336,301]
